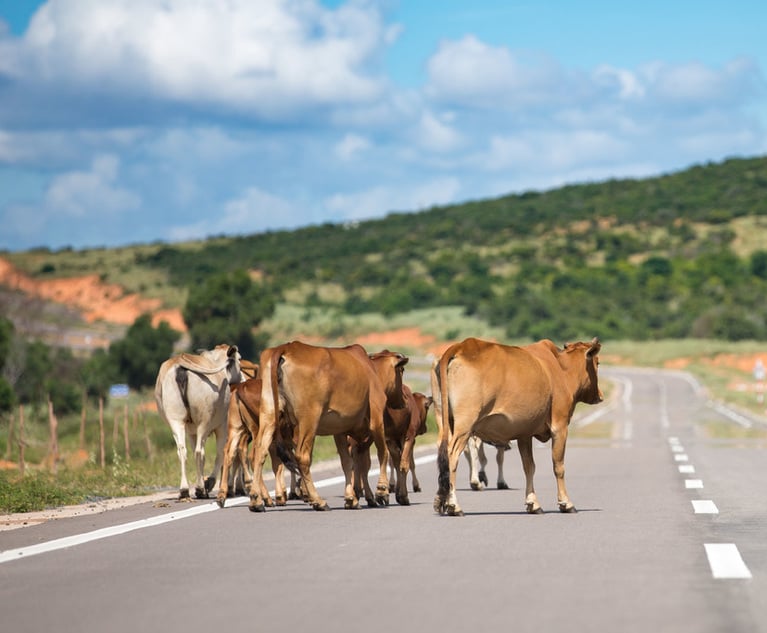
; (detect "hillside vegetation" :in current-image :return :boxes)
[6,155,767,343]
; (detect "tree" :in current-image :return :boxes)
[0,317,13,370]
[109,314,181,390]
[81,348,118,399]
[183,270,276,360]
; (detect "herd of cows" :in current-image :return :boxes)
[154,336,603,517]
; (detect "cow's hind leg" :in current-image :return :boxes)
[518,437,542,513]
[496,445,509,490]
[464,437,486,490]
[440,429,471,516]
[217,425,244,508]
[336,434,360,509]
[410,453,421,492]
[170,422,191,501]
[191,433,209,498]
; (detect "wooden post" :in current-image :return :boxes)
[18,404,25,476]
[112,410,119,455]
[123,403,130,462]
[80,390,87,451]
[48,395,59,474]
[99,397,105,469]
[142,411,154,462]
[5,410,13,461]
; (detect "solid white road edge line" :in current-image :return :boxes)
[0,453,438,565]
[704,543,753,579]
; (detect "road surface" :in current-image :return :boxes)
[1,366,765,633]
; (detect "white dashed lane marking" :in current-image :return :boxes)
[692,500,719,514]
[704,544,753,579]
[667,436,752,580]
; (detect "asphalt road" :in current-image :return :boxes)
[1,366,765,633]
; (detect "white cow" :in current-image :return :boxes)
[155,344,242,499]
[464,436,513,490]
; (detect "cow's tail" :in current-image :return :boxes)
[269,346,300,479]
[175,366,190,410]
[435,348,454,501]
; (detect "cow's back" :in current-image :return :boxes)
[446,338,552,441]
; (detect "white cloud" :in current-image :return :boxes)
[639,57,763,107]
[168,186,301,242]
[325,178,461,222]
[416,111,463,152]
[4,0,392,119]
[483,130,628,172]
[44,154,140,217]
[335,133,371,161]
[425,35,566,109]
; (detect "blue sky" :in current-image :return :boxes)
[1,0,765,252]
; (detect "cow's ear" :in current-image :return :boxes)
[227,345,239,358]
[587,338,601,358]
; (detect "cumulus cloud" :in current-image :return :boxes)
[168,186,302,242]
[335,133,371,161]
[44,154,140,217]
[1,0,392,121]
[324,177,461,222]
[0,153,141,248]
[425,35,568,109]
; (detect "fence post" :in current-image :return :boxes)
[18,404,25,476]
[80,390,87,451]
[99,397,105,469]
[48,395,59,474]
[123,403,130,462]
[5,410,13,461]
[142,411,154,462]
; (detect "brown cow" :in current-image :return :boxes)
[248,341,398,512]
[381,384,432,505]
[216,377,296,508]
[432,337,602,516]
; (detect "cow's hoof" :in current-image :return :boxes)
[433,496,445,514]
[395,494,410,506]
[413,484,422,493]
[178,488,190,500]
[204,476,216,493]
[497,482,509,490]
[470,482,483,491]
[479,472,488,486]
[344,497,360,510]
[559,503,577,513]
[274,494,287,506]
[249,502,266,513]
[288,491,301,500]
[526,503,543,514]
[216,496,226,509]
[446,504,464,517]
[194,487,209,499]
[312,501,331,511]
[375,494,390,507]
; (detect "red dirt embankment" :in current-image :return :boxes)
[0,256,186,333]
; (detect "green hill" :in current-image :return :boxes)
[6,154,767,343]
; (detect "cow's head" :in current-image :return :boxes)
[563,337,602,405]
[369,349,409,408]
